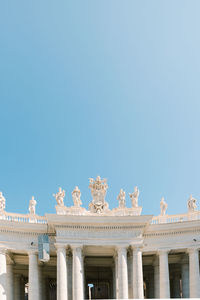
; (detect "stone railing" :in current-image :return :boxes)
[0,212,47,224]
[0,210,200,225]
[151,210,200,224]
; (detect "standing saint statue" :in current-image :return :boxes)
[160,197,167,216]
[117,189,126,208]
[72,186,82,207]
[129,186,139,208]
[187,195,197,213]
[29,196,37,215]
[53,187,65,206]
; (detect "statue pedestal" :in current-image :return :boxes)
[68,206,87,215]
[55,205,87,215]
[158,215,168,224]
[55,205,66,215]
[29,215,37,223]
[127,207,142,216]
[188,211,198,221]
[112,207,142,216]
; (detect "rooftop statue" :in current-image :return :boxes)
[29,196,37,215]
[0,192,5,213]
[53,187,65,206]
[117,189,126,208]
[72,186,82,207]
[160,197,167,216]
[89,176,109,213]
[187,194,197,213]
[129,186,139,208]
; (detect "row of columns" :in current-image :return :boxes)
[57,245,84,300]
[116,247,200,299]
[117,246,144,299]
[0,250,26,300]
[153,249,200,299]
[57,244,144,300]
[0,246,200,299]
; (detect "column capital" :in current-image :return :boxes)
[27,250,38,256]
[130,245,143,252]
[71,244,83,251]
[157,248,170,256]
[55,243,68,251]
[115,245,128,252]
[0,247,7,255]
[187,247,200,254]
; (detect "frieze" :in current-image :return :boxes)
[55,225,145,230]
[144,228,200,238]
[56,229,141,239]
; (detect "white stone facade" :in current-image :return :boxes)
[0,178,200,299]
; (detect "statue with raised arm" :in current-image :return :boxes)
[160,197,167,216]
[187,194,197,213]
[0,192,5,213]
[53,187,65,206]
[129,186,139,208]
[117,189,126,208]
[29,196,37,215]
[72,186,82,207]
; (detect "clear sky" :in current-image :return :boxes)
[0,1,200,217]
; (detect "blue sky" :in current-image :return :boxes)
[0,1,200,216]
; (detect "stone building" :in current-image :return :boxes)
[0,176,200,299]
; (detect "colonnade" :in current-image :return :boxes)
[0,247,200,299]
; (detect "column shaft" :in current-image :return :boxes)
[173,273,180,298]
[67,256,73,300]
[112,265,116,299]
[159,251,170,298]
[132,248,144,299]
[181,262,189,298]
[189,249,200,298]
[115,255,119,299]
[29,252,40,300]
[7,264,14,300]
[72,246,84,300]
[0,251,7,300]
[127,254,133,299]
[57,247,68,300]
[14,274,21,300]
[117,246,128,299]
[154,262,160,299]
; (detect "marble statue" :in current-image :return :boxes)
[117,189,126,208]
[0,192,5,213]
[89,176,109,213]
[29,196,37,215]
[160,197,167,216]
[187,194,197,213]
[53,187,65,206]
[72,186,82,207]
[129,186,139,208]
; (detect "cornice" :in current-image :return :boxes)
[55,224,144,230]
[0,229,46,236]
[46,213,153,226]
[0,220,47,234]
[144,228,200,238]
